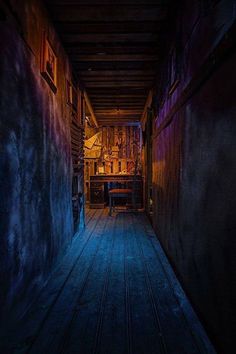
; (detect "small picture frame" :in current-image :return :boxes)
[98,166,105,174]
[41,35,57,93]
[67,80,78,112]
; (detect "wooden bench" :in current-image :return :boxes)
[108,188,133,216]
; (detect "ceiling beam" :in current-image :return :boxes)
[94,105,144,108]
[45,0,173,126]
[89,93,146,97]
[93,101,145,104]
[82,78,153,83]
[90,95,145,99]
[85,82,152,88]
[61,33,159,43]
[78,70,156,76]
[53,21,165,34]
[69,47,159,55]
[80,77,154,82]
[47,6,167,22]
[99,121,140,125]
[74,61,158,70]
[65,41,159,49]
[87,88,149,94]
[98,119,140,123]
[93,100,145,104]
[46,1,166,6]
[95,111,142,116]
[98,120,141,125]
[71,54,158,62]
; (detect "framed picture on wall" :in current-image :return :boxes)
[66,80,78,112]
[41,35,57,93]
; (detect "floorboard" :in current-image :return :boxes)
[0,210,216,354]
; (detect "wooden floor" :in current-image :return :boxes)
[1,209,216,354]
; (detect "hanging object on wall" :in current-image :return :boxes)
[84,126,142,175]
[84,132,102,158]
[40,33,57,93]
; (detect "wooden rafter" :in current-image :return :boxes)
[45,0,172,125]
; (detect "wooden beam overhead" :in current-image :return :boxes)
[78,70,156,76]
[98,119,141,123]
[87,88,149,95]
[47,5,167,22]
[92,104,145,108]
[97,119,141,124]
[91,96,146,99]
[71,54,158,62]
[89,93,147,97]
[61,33,159,43]
[74,61,157,68]
[46,1,166,6]
[99,122,140,127]
[85,83,152,89]
[95,111,142,114]
[91,99,145,103]
[93,99,145,103]
[46,0,172,125]
[99,119,140,121]
[68,47,159,55]
[53,21,165,34]
[65,41,160,49]
[80,78,154,83]
[93,105,145,109]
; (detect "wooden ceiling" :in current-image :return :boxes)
[45,0,173,126]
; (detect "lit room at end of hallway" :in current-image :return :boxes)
[0,1,236,353]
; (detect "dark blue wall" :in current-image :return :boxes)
[0,3,74,324]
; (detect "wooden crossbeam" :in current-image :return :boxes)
[47,5,167,22]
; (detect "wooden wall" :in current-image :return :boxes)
[0,0,84,324]
[149,1,236,352]
[70,94,85,232]
[84,125,142,202]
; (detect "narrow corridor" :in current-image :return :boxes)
[1,210,215,354]
[1,2,235,352]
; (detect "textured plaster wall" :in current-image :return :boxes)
[0,1,74,324]
[152,1,236,352]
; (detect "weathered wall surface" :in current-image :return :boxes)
[0,1,76,324]
[152,1,236,352]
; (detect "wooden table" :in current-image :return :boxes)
[89,174,143,209]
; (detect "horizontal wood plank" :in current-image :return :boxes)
[45,0,174,124]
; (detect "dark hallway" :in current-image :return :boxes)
[0,210,215,354]
[0,1,236,353]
